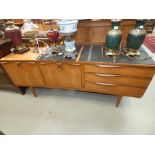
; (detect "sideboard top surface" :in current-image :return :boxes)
[79,45,155,65]
[1,44,155,67]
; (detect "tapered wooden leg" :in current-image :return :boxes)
[116,96,122,107]
[30,87,37,97]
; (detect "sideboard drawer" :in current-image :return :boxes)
[85,64,155,78]
[85,73,151,87]
[85,81,146,97]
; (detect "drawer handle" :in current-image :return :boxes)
[95,82,116,86]
[71,64,80,66]
[96,65,120,68]
[40,62,48,65]
[96,73,122,77]
[24,62,36,64]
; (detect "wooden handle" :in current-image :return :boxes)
[96,73,122,77]
[96,64,120,68]
[71,64,80,66]
[24,62,36,64]
[95,82,116,86]
[40,62,48,65]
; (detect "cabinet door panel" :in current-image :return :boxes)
[22,62,44,86]
[2,62,44,86]
[2,62,28,86]
[39,63,81,89]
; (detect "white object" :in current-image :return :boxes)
[57,19,78,34]
[21,19,38,36]
[64,40,76,52]
[114,26,119,30]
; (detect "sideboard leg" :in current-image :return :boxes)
[18,87,27,95]
[19,88,25,95]
[30,87,37,97]
[116,96,122,107]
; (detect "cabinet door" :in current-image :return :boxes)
[2,62,28,86]
[2,62,44,86]
[39,62,81,89]
[22,62,45,86]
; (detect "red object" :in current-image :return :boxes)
[5,27,22,47]
[46,30,59,42]
[143,36,155,53]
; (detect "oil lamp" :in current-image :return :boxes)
[57,19,78,59]
[5,21,29,54]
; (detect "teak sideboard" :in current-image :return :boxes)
[0,20,155,107]
[1,44,155,107]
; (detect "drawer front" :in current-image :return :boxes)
[85,73,151,87]
[85,81,146,97]
[85,64,155,78]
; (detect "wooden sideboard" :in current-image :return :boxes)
[0,19,155,107]
[1,44,155,107]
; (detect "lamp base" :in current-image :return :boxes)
[64,50,77,59]
[105,48,120,57]
[123,48,140,58]
[11,44,30,54]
